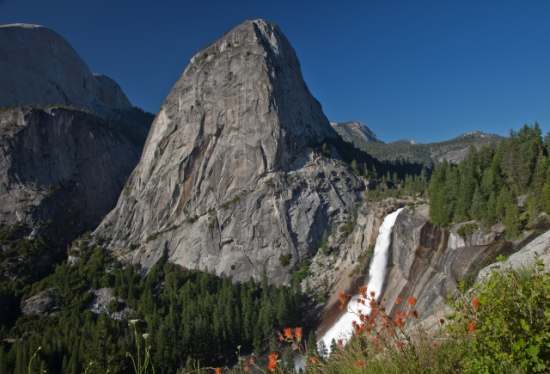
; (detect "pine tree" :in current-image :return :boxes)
[504,200,521,239]
[542,174,550,214]
[470,187,486,221]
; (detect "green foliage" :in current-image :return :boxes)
[0,244,310,373]
[220,194,241,209]
[367,169,429,201]
[291,264,549,374]
[429,125,550,237]
[457,223,478,238]
[290,261,311,288]
[278,254,292,267]
[449,264,550,373]
[0,224,63,331]
[339,218,355,236]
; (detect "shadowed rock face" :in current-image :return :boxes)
[0,23,131,116]
[95,19,363,284]
[0,107,142,243]
[0,23,153,244]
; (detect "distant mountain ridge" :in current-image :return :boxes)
[331,121,381,144]
[332,120,502,165]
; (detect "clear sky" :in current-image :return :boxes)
[2,0,550,142]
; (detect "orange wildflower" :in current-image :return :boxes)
[267,352,278,372]
[214,368,222,374]
[467,321,477,333]
[338,292,350,310]
[407,296,417,306]
[359,285,368,297]
[471,296,480,311]
[355,360,366,368]
[283,327,293,340]
[294,327,302,341]
[308,356,319,365]
[395,296,402,305]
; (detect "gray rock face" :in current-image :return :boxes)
[381,206,511,321]
[477,229,550,281]
[308,198,408,304]
[331,121,381,145]
[21,287,59,316]
[0,107,142,242]
[89,288,134,321]
[0,23,131,116]
[95,19,363,284]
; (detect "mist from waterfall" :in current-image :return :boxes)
[318,208,404,355]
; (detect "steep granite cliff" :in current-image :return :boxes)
[0,107,143,242]
[381,205,519,322]
[95,19,365,284]
[0,24,131,116]
[0,22,153,242]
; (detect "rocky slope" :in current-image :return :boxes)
[0,23,131,116]
[331,121,381,145]
[378,205,549,327]
[381,206,508,321]
[316,199,549,335]
[95,19,366,284]
[0,107,143,243]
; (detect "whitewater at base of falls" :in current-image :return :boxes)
[318,208,404,355]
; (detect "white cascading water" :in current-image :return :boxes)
[318,208,404,355]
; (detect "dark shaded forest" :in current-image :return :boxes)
[0,241,311,374]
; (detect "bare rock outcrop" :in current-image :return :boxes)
[95,19,364,284]
[307,198,409,303]
[0,107,143,242]
[381,206,512,321]
[477,229,550,281]
[0,23,153,244]
[0,24,131,116]
[89,288,134,321]
[21,287,59,316]
[331,121,381,145]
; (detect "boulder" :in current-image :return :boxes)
[21,287,59,316]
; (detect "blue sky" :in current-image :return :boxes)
[2,0,550,142]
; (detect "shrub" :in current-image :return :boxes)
[449,263,550,373]
[300,263,549,374]
[457,222,478,238]
[279,254,292,267]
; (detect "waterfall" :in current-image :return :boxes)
[318,208,404,355]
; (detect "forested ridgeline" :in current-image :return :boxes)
[0,242,312,374]
[428,124,550,236]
